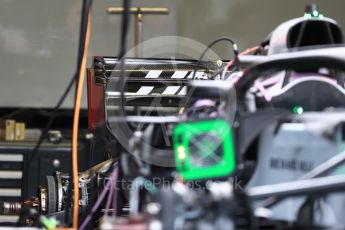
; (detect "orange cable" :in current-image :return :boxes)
[72,10,92,230]
[221,45,260,80]
[225,45,261,70]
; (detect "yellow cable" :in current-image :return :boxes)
[72,10,91,229]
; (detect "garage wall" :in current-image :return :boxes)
[177,0,345,59]
[0,0,177,108]
[0,0,344,108]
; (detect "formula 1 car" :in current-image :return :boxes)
[10,4,345,230]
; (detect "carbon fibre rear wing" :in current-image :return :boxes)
[87,57,221,131]
[98,57,218,105]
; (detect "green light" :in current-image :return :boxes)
[177,146,186,159]
[304,13,312,18]
[312,10,319,17]
[40,216,59,230]
[304,11,324,19]
[293,106,304,114]
[173,119,236,181]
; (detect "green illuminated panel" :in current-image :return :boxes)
[173,119,236,181]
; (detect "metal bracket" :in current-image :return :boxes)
[107,7,169,57]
